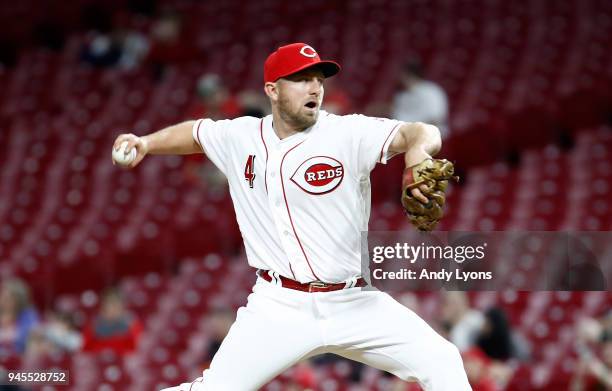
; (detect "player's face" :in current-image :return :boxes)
[276,68,325,130]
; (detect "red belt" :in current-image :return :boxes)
[257,269,366,293]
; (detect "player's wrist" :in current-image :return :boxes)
[140,135,150,155]
[420,123,442,156]
[404,146,432,168]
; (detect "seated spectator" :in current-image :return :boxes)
[80,32,122,68]
[286,361,316,391]
[201,307,235,370]
[22,327,53,368]
[82,288,142,355]
[322,77,353,115]
[462,348,497,391]
[147,10,191,68]
[391,59,449,137]
[237,90,270,118]
[476,308,514,361]
[440,291,484,352]
[117,29,150,70]
[186,73,241,120]
[183,73,241,191]
[44,310,83,353]
[478,307,530,362]
[0,278,40,354]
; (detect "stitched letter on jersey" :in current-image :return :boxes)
[290,156,344,195]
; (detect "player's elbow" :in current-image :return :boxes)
[394,122,441,155]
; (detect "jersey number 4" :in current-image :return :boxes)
[244,155,256,188]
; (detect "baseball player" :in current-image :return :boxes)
[113,43,470,390]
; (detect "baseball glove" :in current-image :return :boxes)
[401,159,458,231]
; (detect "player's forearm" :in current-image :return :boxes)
[143,120,200,155]
[398,122,442,167]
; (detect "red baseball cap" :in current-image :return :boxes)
[264,43,341,83]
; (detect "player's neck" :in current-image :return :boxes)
[272,121,299,140]
[271,111,308,140]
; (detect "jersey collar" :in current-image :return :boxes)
[266,112,325,145]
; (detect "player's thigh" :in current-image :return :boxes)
[329,291,469,390]
[201,282,322,390]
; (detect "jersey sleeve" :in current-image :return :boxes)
[192,118,232,174]
[344,114,403,174]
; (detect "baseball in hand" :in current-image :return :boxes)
[112,141,137,166]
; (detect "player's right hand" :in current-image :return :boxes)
[112,133,149,168]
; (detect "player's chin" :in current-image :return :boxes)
[302,106,319,118]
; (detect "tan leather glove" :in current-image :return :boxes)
[401,159,458,231]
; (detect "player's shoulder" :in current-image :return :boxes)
[200,115,264,134]
[318,111,362,125]
[320,111,389,126]
[224,115,264,129]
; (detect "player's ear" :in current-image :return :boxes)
[264,81,279,102]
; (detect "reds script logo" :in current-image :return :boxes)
[290,156,344,195]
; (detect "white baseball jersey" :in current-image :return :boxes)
[192,111,402,283]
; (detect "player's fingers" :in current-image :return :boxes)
[410,187,430,204]
[128,152,146,168]
[123,137,140,155]
[113,133,134,150]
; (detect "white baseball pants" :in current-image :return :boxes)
[161,277,471,391]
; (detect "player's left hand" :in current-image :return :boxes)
[401,158,459,231]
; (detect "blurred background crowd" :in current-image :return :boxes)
[0,0,611,390]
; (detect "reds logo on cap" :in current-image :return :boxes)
[299,45,317,58]
[264,42,341,83]
[291,156,344,195]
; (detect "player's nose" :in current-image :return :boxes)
[307,78,322,95]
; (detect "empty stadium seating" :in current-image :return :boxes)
[1,0,611,389]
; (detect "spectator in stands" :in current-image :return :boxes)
[391,59,449,138]
[476,308,514,361]
[183,73,241,192]
[322,77,353,115]
[462,348,497,391]
[474,307,529,388]
[440,291,484,352]
[22,327,53,368]
[117,29,150,70]
[21,310,83,369]
[44,310,83,353]
[286,361,316,391]
[201,307,235,370]
[82,287,142,355]
[147,9,194,79]
[80,31,123,68]
[237,90,270,118]
[0,278,40,354]
[186,73,241,120]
